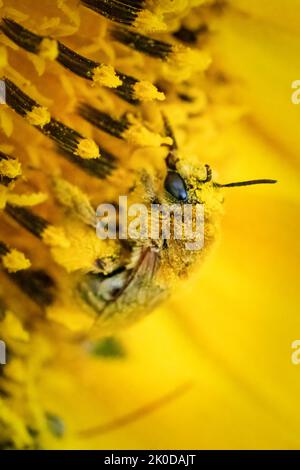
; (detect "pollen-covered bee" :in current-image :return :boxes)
[76,130,276,336]
[0,12,276,339]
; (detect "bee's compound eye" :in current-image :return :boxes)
[164,171,188,201]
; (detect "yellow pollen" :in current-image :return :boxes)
[2,249,31,273]
[134,10,167,32]
[133,81,165,102]
[42,225,70,249]
[39,38,59,61]
[6,192,48,207]
[26,106,51,128]
[92,65,122,88]
[0,158,21,179]
[75,138,100,159]
[123,123,173,148]
[168,47,212,82]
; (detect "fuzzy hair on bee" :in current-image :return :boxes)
[68,119,277,337]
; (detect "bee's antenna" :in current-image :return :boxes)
[215,179,277,188]
[162,112,178,151]
[203,164,212,182]
[165,152,179,170]
[161,112,181,172]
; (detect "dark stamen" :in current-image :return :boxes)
[58,44,143,103]
[111,72,139,104]
[78,103,129,139]
[3,78,100,159]
[0,241,9,257]
[59,146,117,179]
[5,204,49,238]
[57,42,98,80]
[0,17,42,53]
[111,27,172,59]
[42,118,87,156]
[8,269,55,306]
[3,77,37,117]
[80,0,145,26]
[1,21,145,105]
[58,43,141,103]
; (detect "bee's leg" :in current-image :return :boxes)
[94,254,123,276]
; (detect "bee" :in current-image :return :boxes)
[75,120,277,336]
[0,18,277,339]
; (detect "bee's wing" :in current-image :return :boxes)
[90,247,165,334]
[108,246,161,309]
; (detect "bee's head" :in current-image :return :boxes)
[163,151,277,205]
[163,153,218,205]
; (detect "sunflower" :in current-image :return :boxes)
[0,0,299,450]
